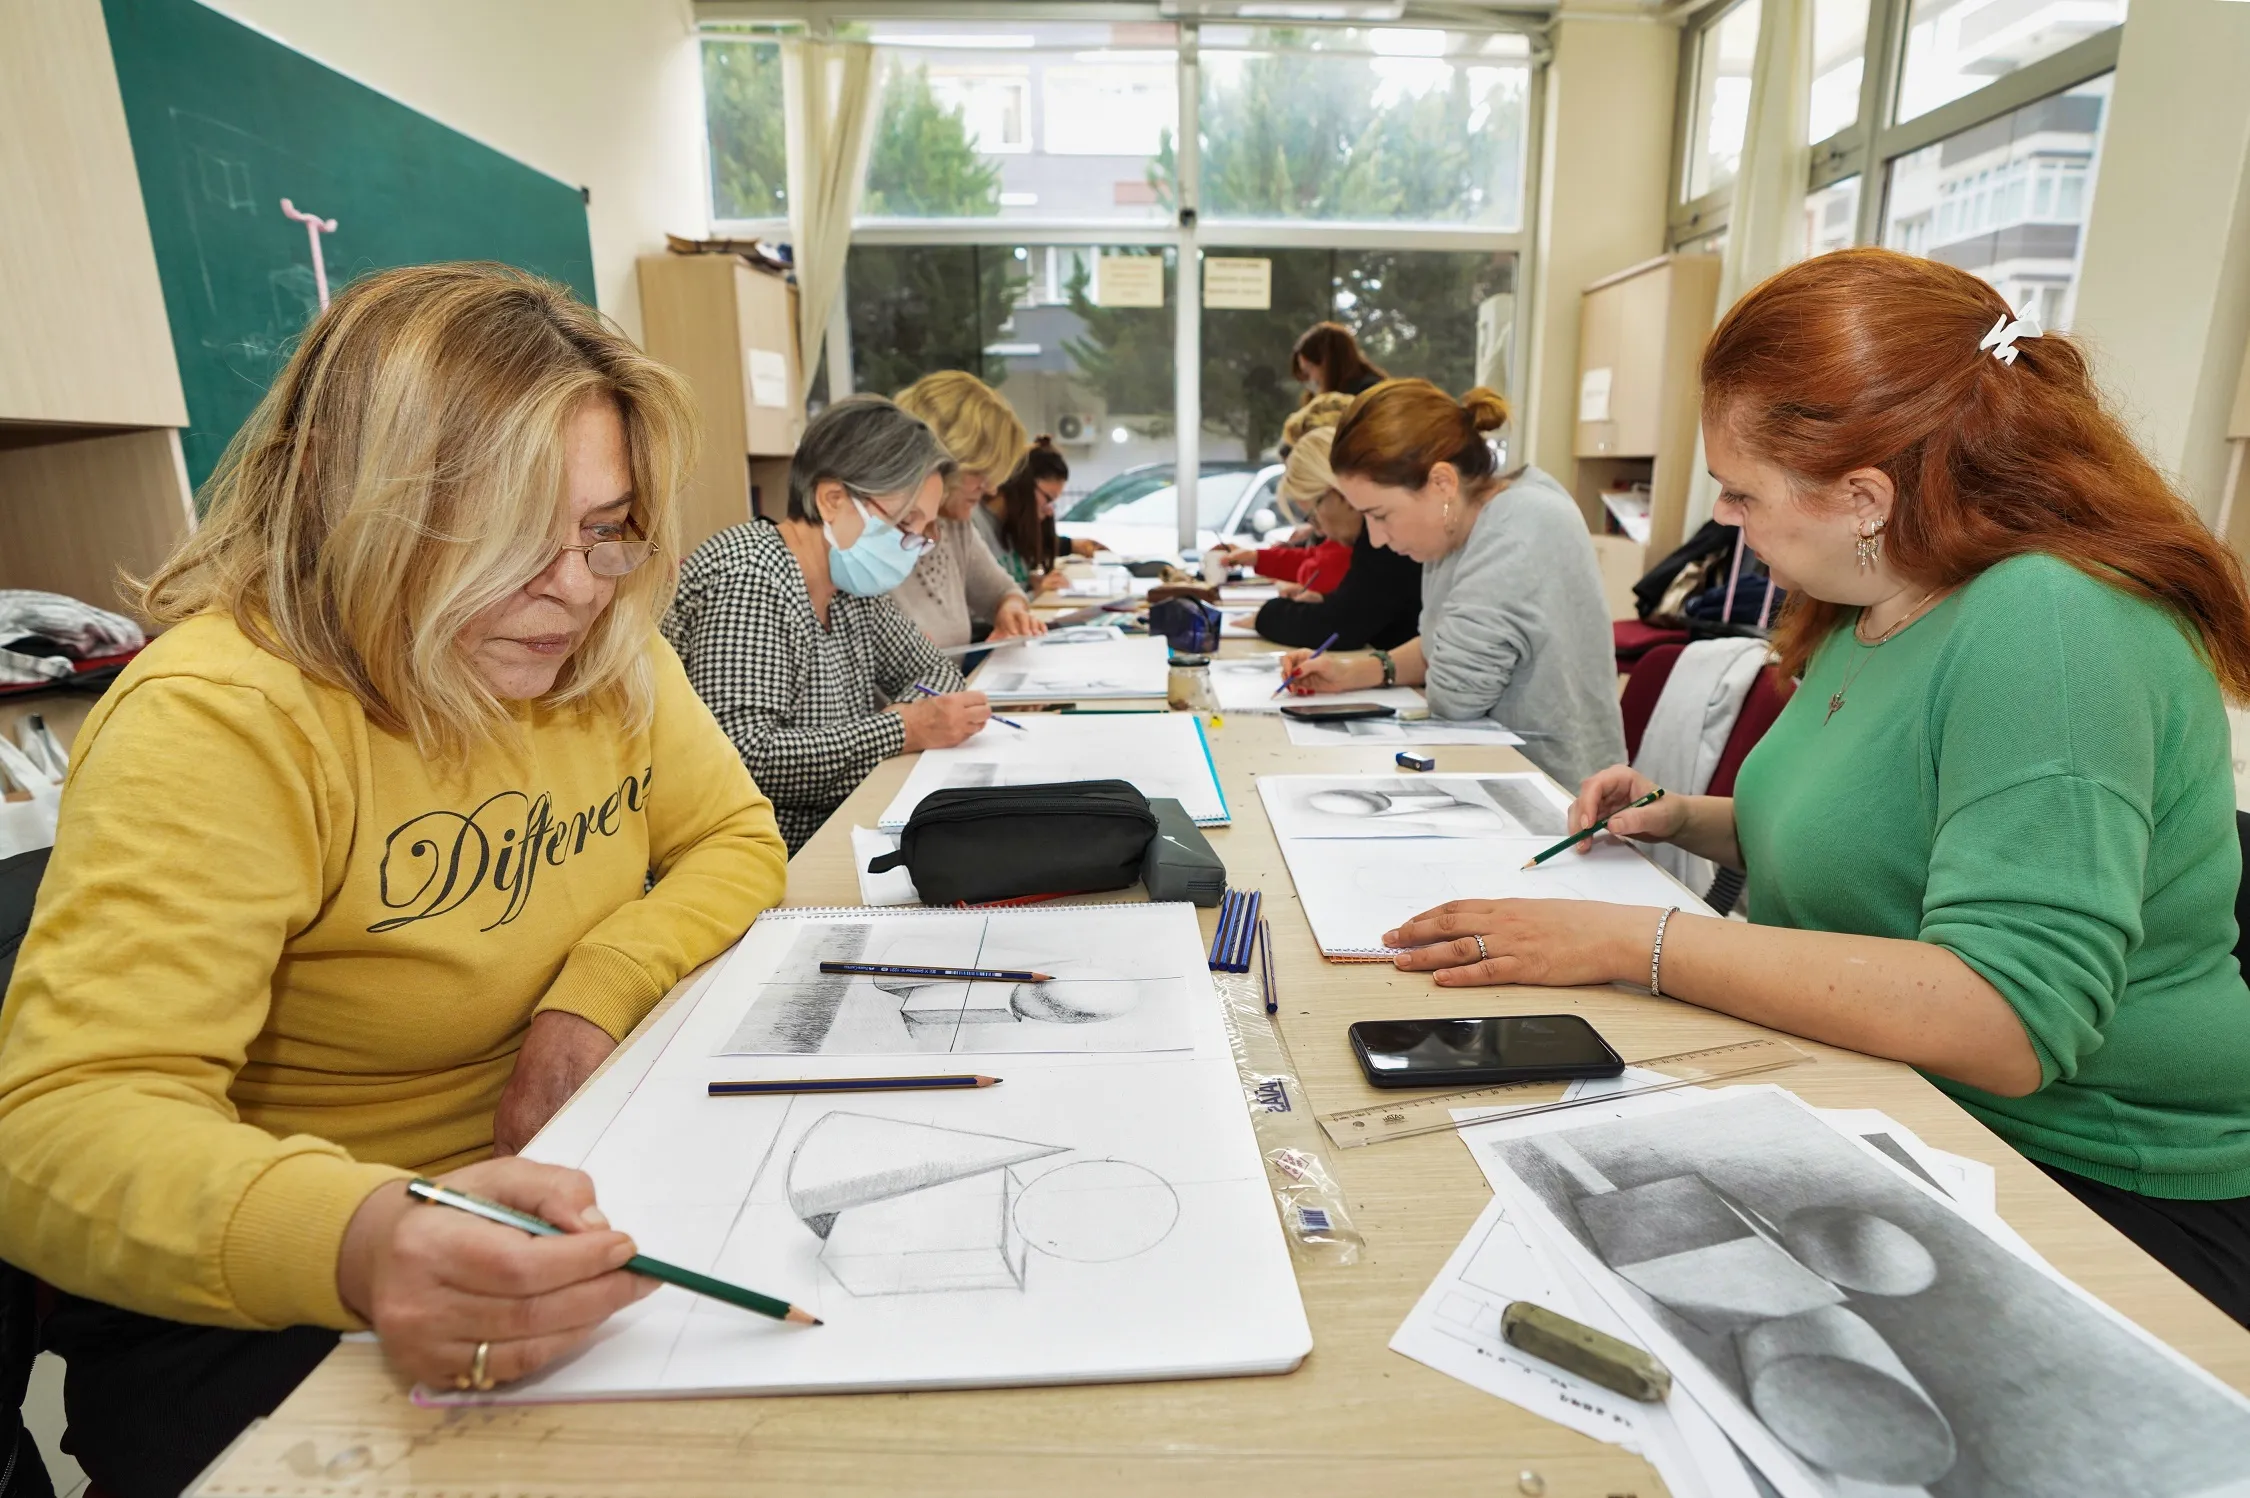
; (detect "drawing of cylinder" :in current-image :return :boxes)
[1780,1207,1938,1296]
[1576,1175,1845,1334]
[1739,1304,1956,1485]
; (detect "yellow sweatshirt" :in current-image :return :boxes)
[0,614,787,1331]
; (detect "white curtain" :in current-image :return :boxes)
[1683,0,1815,534]
[783,39,881,390]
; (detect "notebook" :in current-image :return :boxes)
[877,711,1228,827]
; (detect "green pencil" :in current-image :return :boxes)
[1521,787,1665,869]
[406,1178,820,1325]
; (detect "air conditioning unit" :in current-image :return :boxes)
[1053,412,1101,446]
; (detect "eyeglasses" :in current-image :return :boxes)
[851,489,936,553]
[553,517,658,578]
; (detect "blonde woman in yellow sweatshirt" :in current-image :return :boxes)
[0,264,788,1495]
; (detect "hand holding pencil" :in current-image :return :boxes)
[1544,767,1691,865]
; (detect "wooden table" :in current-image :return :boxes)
[193,680,2250,1497]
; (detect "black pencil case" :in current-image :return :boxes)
[867,780,1159,905]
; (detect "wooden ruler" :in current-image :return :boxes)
[1317,1036,1814,1148]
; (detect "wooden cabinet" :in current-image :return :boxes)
[0,0,195,628]
[637,254,804,552]
[1571,253,1720,557]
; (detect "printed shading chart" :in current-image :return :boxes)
[718,910,1198,1056]
[784,1112,1179,1297]
[1484,1090,2250,1498]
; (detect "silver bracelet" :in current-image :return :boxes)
[1650,906,1681,998]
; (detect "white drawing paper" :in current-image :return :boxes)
[1220,608,1262,639]
[939,624,1125,656]
[1268,829,1709,958]
[972,635,1171,702]
[1207,653,1425,716]
[1469,1088,2250,1498]
[715,909,1199,1056]
[438,904,1309,1404]
[1259,773,1568,840]
[1057,565,1133,599]
[1390,1191,1760,1498]
[877,712,1227,827]
[1282,716,1526,749]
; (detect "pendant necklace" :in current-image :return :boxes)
[1824,588,1942,726]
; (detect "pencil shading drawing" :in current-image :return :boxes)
[1484,1090,2250,1498]
[718,910,1197,1057]
[1261,773,1569,840]
[782,1113,1181,1297]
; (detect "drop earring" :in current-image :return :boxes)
[1855,519,1886,572]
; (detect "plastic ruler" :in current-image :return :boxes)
[1317,1036,1814,1148]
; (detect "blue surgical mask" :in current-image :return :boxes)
[824,500,925,596]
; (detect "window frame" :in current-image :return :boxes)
[697,1,1548,550]
[1666,0,2123,254]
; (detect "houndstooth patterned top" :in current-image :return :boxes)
[663,521,963,854]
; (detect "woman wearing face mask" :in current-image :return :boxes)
[1243,425,1421,651]
[1280,380,1625,788]
[975,436,1096,594]
[889,372,1043,647]
[665,395,990,854]
[0,265,789,1494]
[1378,250,2250,1327]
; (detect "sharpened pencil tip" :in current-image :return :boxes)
[1521,857,1538,870]
[788,1306,821,1325]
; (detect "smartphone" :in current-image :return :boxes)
[1278,701,1396,722]
[1348,1015,1624,1089]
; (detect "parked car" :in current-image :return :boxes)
[1054,461,1293,561]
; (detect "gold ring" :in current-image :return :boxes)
[469,1340,494,1392]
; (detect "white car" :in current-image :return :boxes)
[1053,461,1293,562]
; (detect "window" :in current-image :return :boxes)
[1896,0,2128,124]
[1195,248,1516,461]
[861,24,1177,222]
[703,38,787,221]
[1882,75,2110,328]
[1684,2,1761,202]
[1804,177,1861,258]
[846,243,1178,499]
[1809,0,1871,143]
[1197,29,1530,227]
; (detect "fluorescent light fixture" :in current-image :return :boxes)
[1368,27,1449,57]
[869,32,1036,48]
[1160,0,1405,19]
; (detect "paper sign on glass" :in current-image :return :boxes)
[1094,255,1165,308]
[1203,257,1273,310]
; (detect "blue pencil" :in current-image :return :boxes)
[911,680,1027,731]
[1273,631,1342,697]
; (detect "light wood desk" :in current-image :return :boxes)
[195,686,2250,1497]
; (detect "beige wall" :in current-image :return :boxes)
[2071,0,2250,520]
[1520,10,1681,498]
[199,0,709,343]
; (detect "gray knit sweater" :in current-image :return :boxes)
[1419,465,1627,790]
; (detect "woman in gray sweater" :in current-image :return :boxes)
[1279,379,1626,789]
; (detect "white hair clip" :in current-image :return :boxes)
[1979,308,2042,366]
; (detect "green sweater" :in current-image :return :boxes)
[1735,553,2250,1200]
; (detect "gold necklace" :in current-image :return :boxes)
[1824,588,1942,726]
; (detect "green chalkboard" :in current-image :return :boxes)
[103,0,598,490]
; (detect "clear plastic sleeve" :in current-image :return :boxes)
[1212,968,1364,1265]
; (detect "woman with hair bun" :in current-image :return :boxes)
[1381,248,2250,1326]
[1281,379,1626,788]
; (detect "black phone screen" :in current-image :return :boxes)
[1348,1014,1624,1088]
[1278,702,1396,722]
